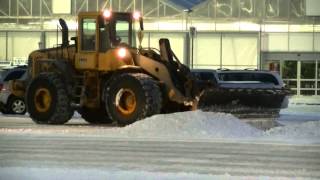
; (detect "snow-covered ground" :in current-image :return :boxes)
[0,96,319,179]
[269,97,320,143]
[1,108,319,143]
[0,167,307,180]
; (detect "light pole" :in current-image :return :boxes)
[184,9,194,68]
[183,9,192,31]
[189,26,196,69]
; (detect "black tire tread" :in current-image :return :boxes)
[106,73,162,125]
[26,73,73,124]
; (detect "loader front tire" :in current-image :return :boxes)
[105,73,162,126]
[78,105,113,124]
[26,73,73,124]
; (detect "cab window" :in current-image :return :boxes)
[115,20,130,45]
[81,18,96,51]
[99,24,110,52]
[109,19,132,47]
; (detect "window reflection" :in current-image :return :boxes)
[267,61,280,73]
[290,0,305,18]
[300,61,316,96]
[240,0,254,17]
[301,90,315,96]
[318,61,320,78]
[115,20,130,45]
[265,0,279,18]
[217,0,232,17]
[301,61,315,79]
[284,80,297,88]
[266,60,319,96]
[301,81,315,88]
[81,18,96,51]
[282,61,297,79]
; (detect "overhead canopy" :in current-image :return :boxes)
[169,0,207,9]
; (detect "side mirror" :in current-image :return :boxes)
[137,30,144,49]
[139,17,144,31]
[71,36,77,50]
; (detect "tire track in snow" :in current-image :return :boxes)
[1,135,320,178]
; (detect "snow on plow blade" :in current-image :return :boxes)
[192,69,291,118]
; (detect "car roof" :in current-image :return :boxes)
[0,66,27,82]
[216,70,274,74]
[191,69,277,75]
[191,69,217,73]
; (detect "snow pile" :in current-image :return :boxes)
[113,110,320,142]
[1,110,320,143]
[265,120,320,141]
[115,110,262,139]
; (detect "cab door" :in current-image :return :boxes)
[75,16,99,70]
[97,14,135,71]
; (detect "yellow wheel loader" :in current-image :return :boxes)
[25,11,201,125]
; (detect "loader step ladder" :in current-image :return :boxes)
[72,74,85,106]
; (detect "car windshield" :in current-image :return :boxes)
[218,72,279,85]
[0,70,6,83]
[3,70,26,82]
[193,72,216,81]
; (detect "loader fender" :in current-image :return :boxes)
[101,66,153,103]
[33,59,75,94]
[135,55,192,105]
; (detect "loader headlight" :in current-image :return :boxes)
[133,11,141,20]
[117,47,127,58]
[103,10,112,19]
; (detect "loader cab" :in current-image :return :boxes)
[75,11,142,70]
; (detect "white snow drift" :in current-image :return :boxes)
[1,110,320,143]
[116,111,263,139]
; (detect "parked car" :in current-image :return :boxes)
[190,69,218,83]
[191,69,218,91]
[216,69,285,89]
[0,66,27,115]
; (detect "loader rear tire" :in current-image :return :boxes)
[78,106,113,124]
[105,73,162,126]
[26,73,73,124]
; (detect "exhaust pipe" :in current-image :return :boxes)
[59,18,69,47]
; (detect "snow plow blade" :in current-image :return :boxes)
[192,69,291,118]
[198,87,290,118]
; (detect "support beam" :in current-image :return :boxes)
[125,2,133,12]
[18,0,31,16]
[9,0,11,16]
[77,0,87,14]
[31,0,33,16]
[0,10,8,16]
[101,0,110,10]
[5,31,8,61]
[42,0,52,16]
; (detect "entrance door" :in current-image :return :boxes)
[281,61,298,95]
[300,61,317,95]
[264,60,318,96]
[262,52,320,96]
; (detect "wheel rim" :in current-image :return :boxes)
[115,88,137,115]
[34,88,52,112]
[12,99,26,114]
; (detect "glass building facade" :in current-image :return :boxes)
[0,0,319,96]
